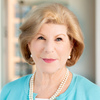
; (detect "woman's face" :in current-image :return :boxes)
[28,24,73,73]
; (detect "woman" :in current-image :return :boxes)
[0,3,100,100]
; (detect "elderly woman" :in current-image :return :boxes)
[0,3,100,100]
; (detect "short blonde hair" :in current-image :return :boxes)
[19,3,84,66]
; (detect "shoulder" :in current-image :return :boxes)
[75,74,100,88]
[74,73,100,99]
[0,74,32,100]
[2,74,32,90]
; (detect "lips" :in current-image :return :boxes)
[42,58,56,63]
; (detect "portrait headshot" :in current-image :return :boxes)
[0,1,100,100]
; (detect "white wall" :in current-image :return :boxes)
[68,0,95,82]
[95,0,100,86]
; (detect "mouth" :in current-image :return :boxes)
[42,58,57,63]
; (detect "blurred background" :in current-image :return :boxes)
[0,0,100,91]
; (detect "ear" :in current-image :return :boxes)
[28,42,31,52]
[70,38,75,50]
[71,44,73,50]
[70,42,74,54]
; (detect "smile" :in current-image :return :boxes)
[42,58,56,63]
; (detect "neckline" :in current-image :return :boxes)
[24,73,77,99]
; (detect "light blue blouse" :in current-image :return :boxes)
[0,73,100,100]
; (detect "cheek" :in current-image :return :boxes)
[30,41,40,51]
[57,43,71,59]
[30,42,43,57]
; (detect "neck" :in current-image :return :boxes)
[34,67,67,90]
[31,67,72,99]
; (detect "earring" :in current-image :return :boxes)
[30,54,32,57]
[68,55,71,60]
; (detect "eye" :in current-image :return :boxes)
[56,38,62,41]
[37,36,45,40]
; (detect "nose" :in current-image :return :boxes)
[44,40,55,53]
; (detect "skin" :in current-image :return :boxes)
[28,24,73,98]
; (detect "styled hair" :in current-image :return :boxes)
[19,3,84,66]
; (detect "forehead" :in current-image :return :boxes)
[37,24,67,35]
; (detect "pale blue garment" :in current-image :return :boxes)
[35,98,49,100]
[0,73,100,100]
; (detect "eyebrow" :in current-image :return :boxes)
[37,33,66,37]
[56,34,66,37]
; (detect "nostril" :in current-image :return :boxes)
[45,50,54,53]
[44,47,54,53]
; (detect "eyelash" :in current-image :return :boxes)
[56,38,62,41]
[37,36,63,41]
[37,36,45,40]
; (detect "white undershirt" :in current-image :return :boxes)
[35,98,49,100]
